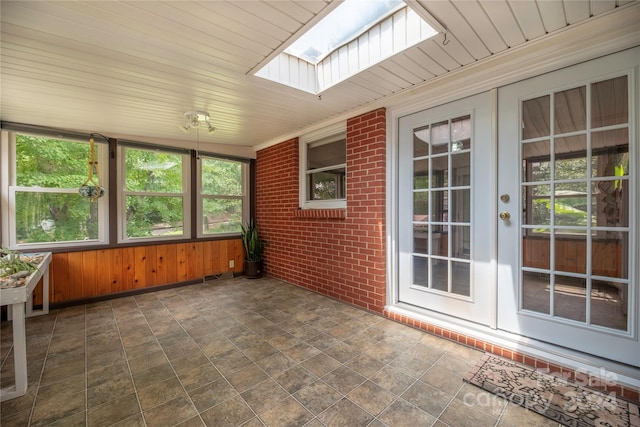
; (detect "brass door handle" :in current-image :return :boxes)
[499,211,511,221]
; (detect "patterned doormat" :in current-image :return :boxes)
[463,354,639,427]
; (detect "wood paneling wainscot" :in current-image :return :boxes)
[29,240,243,306]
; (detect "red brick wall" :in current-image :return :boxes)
[256,108,386,313]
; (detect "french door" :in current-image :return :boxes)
[398,92,495,326]
[497,49,639,367]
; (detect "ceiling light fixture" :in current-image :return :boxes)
[180,111,216,133]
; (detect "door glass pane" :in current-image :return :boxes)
[413,256,428,287]
[432,226,447,257]
[414,192,428,217]
[451,189,470,222]
[555,230,586,274]
[414,159,429,189]
[554,183,588,227]
[431,259,448,292]
[413,224,428,255]
[452,139,470,152]
[522,272,550,314]
[591,281,627,331]
[431,156,448,187]
[451,115,470,144]
[431,121,449,155]
[451,261,470,296]
[432,190,446,223]
[592,181,628,228]
[414,127,430,157]
[555,135,586,180]
[522,140,551,182]
[451,225,470,260]
[553,275,586,322]
[523,185,551,225]
[522,95,550,140]
[554,86,586,134]
[522,229,550,269]
[451,153,470,186]
[592,232,627,279]
[591,76,628,128]
[592,129,629,177]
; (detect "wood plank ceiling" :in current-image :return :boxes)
[0,0,636,151]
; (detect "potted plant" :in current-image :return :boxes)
[241,220,264,279]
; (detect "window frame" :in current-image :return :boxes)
[1,126,251,250]
[196,154,249,238]
[117,144,191,243]
[1,130,110,250]
[299,122,347,209]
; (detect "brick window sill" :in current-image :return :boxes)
[293,208,346,219]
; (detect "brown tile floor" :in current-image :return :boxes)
[1,277,560,426]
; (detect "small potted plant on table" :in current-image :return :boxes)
[241,220,264,279]
[0,247,39,288]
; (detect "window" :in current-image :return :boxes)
[2,133,108,249]
[1,128,250,249]
[118,145,190,242]
[198,155,248,236]
[300,124,347,209]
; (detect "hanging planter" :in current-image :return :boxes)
[79,135,105,202]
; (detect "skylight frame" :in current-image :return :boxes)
[253,0,443,95]
[284,0,406,65]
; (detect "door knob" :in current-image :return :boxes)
[499,211,511,221]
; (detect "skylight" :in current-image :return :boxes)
[254,0,440,94]
[284,0,404,64]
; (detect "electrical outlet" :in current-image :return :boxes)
[229,260,235,268]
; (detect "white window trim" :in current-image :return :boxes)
[195,155,249,238]
[299,122,347,210]
[1,130,109,250]
[117,145,191,243]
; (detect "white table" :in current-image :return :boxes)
[0,252,51,401]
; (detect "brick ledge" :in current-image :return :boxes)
[293,208,346,219]
[383,310,640,403]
